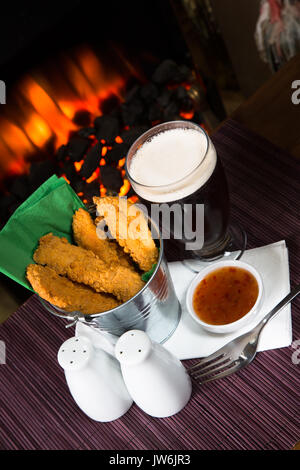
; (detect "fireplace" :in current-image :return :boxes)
[0,0,225,305]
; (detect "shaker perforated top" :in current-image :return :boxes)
[57,336,93,372]
[115,330,152,366]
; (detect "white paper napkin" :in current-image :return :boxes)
[163,240,292,360]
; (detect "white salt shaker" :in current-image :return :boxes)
[115,330,192,418]
[57,335,133,422]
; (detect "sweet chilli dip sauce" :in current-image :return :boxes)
[192,267,259,325]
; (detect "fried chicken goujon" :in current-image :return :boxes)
[72,208,135,271]
[33,233,145,302]
[27,264,120,314]
[93,196,158,272]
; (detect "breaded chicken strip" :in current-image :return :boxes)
[72,208,135,271]
[33,233,145,302]
[93,196,158,272]
[27,264,119,314]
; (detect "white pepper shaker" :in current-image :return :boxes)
[115,330,192,418]
[57,335,133,422]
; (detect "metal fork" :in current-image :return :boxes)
[187,284,300,385]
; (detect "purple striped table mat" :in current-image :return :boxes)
[0,118,299,450]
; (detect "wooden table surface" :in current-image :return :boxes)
[232,52,300,160]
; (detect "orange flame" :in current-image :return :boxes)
[180,110,194,120]
[21,77,76,148]
[119,178,131,197]
[86,168,100,184]
[61,174,70,184]
[74,160,84,172]
[128,195,139,203]
[0,47,127,182]
[118,157,126,168]
[0,46,175,203]
[100,185,107,197]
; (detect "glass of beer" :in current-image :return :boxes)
[125,120,246,269]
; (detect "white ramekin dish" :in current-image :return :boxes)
[186,259,264,334]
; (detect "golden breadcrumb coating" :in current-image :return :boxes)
[33,233,145,302]
[27,264,120,314]
[72,208,135,271]
[93,196,158,272]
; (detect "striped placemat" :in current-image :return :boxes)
[0,119,299,450]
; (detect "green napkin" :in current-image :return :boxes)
[0,175,86,291]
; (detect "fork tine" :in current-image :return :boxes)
[193,360,241,385]
[187,352,227,373]
[189,355,232,378]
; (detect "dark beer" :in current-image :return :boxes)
[125,121,230,260]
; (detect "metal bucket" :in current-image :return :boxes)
[40,219,181,344]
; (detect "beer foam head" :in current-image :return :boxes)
[128,127,217,202]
